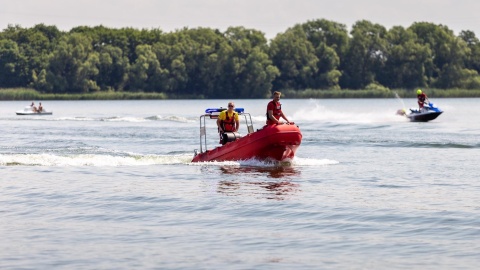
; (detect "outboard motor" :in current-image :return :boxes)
[221,132,242,145]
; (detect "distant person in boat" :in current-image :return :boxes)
[266,91,291,125]
[217,102,240,144]
[417,89,430,111]
[37,102,43,113]
[30,101,38,112]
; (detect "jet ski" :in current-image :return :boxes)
[397,102,443,122]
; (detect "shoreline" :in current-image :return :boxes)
[1,88,480,100]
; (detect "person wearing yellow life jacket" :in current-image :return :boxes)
[217,102,240,143]
[266,91,290,125]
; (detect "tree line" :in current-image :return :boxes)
[1,19,480,98]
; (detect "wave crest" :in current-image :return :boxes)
[0,153,193,166]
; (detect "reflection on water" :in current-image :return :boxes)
[216,166,301,200]
[219,165,300,178]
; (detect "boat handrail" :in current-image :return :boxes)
[205,107,244,114]
[205,108,245,119]
[197,110,253,154]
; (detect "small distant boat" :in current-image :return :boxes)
[192,107,302,162]
[16,106,52,115]
[397,102,443,122]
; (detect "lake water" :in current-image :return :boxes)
[1,98,479,269]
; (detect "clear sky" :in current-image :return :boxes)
[1,0,479,39]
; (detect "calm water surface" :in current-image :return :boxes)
[1,98,479,269]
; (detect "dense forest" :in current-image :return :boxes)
[1,19,480,98]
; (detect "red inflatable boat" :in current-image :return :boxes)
[192,108,302,162]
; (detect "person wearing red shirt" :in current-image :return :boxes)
[417,89,430,111]
[266,91,290,125]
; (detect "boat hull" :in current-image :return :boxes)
[192,124,302,162]
[407,111,442,122]
[16,112,53,115]
[16,106,52,115]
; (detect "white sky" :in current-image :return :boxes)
[1,0,480,39]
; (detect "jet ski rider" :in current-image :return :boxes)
[417,89,430,111]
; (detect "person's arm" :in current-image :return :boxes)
[268,109,279,124]
[234,119,240,132]
[217,117,223,132]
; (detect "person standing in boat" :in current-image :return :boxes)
[266,91,290,125]
[417,89,430,111]
[38,102,43,113]
[217,102,240,143]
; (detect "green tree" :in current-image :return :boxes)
[127,44,168,92]
[341,20,388,89]
[163,28,225,97]
[380,26,431,88]
[1,24,61,88]
[300,19,349,89]
[220,27,279,98]
[435,38,479,88]
[45,33,100,93]
[152,42,188,94]
[408,22,480,88]
[459,30,480,73]
[97,45,129,90]
[270,26,318,90]
[0,39,29,87]
[238,48,280,98]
